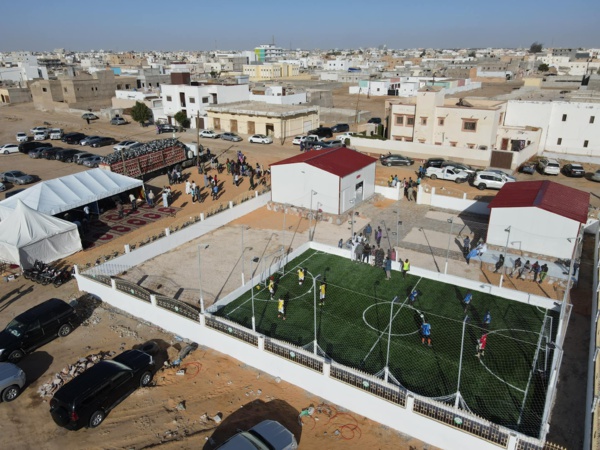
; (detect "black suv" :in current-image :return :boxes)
[308,127,333,138]
[331,123,349,133]
[62,132,87,145]
[50,350,155,429]
[18,141,51,154]
[157,123,179,134]
[368,117,382,124]
[424,158,445,169]
[0,298,77,362]
[55,149,83,162]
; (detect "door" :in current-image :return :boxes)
[266,123,274,136]
[303,120,312,133]
[500,138,509,150]
[214,118,221,130]
[248,121,255,135]
[355,181,364,202]
[195,117,205,130]
[106,371,135,411]
[230,119,238,133]
[489,150,513,169]
[23,320,44,351]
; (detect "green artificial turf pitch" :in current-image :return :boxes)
[214,249,559,437]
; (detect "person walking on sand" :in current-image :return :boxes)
[384,256,392,280]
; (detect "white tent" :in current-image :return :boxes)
[0,200,82,268]
[0,168,143,216]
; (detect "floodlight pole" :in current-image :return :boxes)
[384,296,399,383]
[198,244,209,314]
[313,273,322,355]
[349,198,356,240]
[394,209,401,248]
[381,219,392,250]
[241,226,245,285]
[455,315,469,408]
[309,190,317,241]
[499,226,511,288]
[444,218,454,275]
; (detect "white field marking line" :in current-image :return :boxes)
[476,327,540,394]
[226,250,321,315]
[361,277,424,364]
[362,303,420,337]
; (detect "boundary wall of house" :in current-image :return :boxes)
[76,239,565,450]
[417,185,492,216]
[585,227,600,450]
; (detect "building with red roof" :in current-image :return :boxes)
[486,180,589,259]
[270,147,377,215]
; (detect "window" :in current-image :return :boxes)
[584,140,589,148]
[435,142,442,145]
[166,96,172,102]
[406,116,415,126]
[202,97,209,104]
[420,117,427,126]
[64,87,67,93]
[42,87,47,92]
[557,138,562,145]
[462,120,477,132]
[438,117,445,126]
[498,113,504,125]
[562,114,567,122]
[450,142,457,147]
[467,143,475,149]
[395,115,403,125]
[591,116,595,124]
[418,139,426,143]
[189,97,195,104]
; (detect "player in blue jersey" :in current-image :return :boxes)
[409,289,420,304]
[421,320,432,347]
[463,292,472,313]
[483,311,491,329]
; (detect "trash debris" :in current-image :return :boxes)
[298,405,315,426]
[176,401,186,411]
[275,377,281,383]
[212,413,222,424]
[176,369,186,376]
[172,343,198,366]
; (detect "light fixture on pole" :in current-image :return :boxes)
[444,218,454,275]
[349,198,356,240]
[384,296,399,382]
[393,209,401,248]
[381,220,392,250]
[313,273,322,355]
[240,225,250,285]
[309,190,317,241]
[198,244,210,314]
[499,226,511,288]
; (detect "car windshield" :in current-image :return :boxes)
[11,171,26,177]
[5,319,26,337]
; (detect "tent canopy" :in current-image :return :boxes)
[0,168,143,216]
[0,200,82,267]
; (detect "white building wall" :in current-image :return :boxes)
[339,163,376,214]
[487,207,579,259]
[249,92,306,105]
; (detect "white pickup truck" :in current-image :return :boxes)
[50,128,64,140]
[425,166,470,183]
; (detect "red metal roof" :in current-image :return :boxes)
[488,180,589,223]
[270,147,377,178]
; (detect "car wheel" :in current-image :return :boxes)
[477,184,486,190]
[3,150,8,155]
[2,385,21,402]
[455,178,466,184]
[8,350,24,362]
[386,162,392,167]
[89,410,105,428]
[430,174,437,180]
[58,324,72,337]
[139,371,153,387]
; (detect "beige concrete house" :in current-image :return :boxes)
[242,63,300,81]
[204,101,319,140]
[0,86,32,104]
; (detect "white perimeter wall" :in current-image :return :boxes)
[487,207,579,259]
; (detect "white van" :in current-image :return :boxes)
[471,171,515,190]
[50,128,64,140]
[33,130,48,141]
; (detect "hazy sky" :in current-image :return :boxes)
[1,0,598,52]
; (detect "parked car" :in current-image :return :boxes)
[199,130,220,139]
[0,182,5,192]
[424,158,445,169]
[33,130,49,141]
[441,160,475,174]
[337,132,357,142]
[519,162,537,174]
[322,139,344,148]
[49,128,64,140]
[292,136,305,145]
[28,146,53,159]
[30,126,49,135]
[0,144,20,155]
[538,158,560,175]
[61,132,87,145]
[41,147,63,159]
[310,141,331,150]
[91,137,117,148]
[331,123,350,133]
[19,141,50,154]
[110,117,128,126]
[49,349,155,429]
[113,141,139,152]
[81,113,98,121]
[4,188,25,198]
[380,153,414,166]
[0,298,77,363]
[368,117,382,124]
[82,156,104,167]
[308,127,333,139]
[215,420,298,450]
[248,134,273,144]
[590,170,600,182]
[471,170,515,190]
[221,132,242,142]
[0,363,26,402]
[0,171,35,185]
[73,153,96,164]
[562,163,585,177]
[80,136,102,146]
[156,123,179,134]
[55,149,84,163]
[426,166,470,183]
[16,132,29,143]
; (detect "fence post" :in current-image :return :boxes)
[200,213,205,221]
[406,394,415,411]
[110,277,117,290]
[229,201,234,209]
[258,335,265,352]
[323,360,331,378]
[165,227,170,236]
[124,244,131,254]
[507,433,518,450]
[73,265,80,275]
[150,294,157,306]
[199,313,205,327]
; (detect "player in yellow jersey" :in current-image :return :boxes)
[297,267,305,285]
[319,280,326,306]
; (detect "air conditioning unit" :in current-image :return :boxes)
[479,145,488,150]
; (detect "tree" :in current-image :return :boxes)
[174,111,190,129]
[529,42,543,54]
[538,63,550,72]
[468,51,476,58]
[130,101,152,126]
